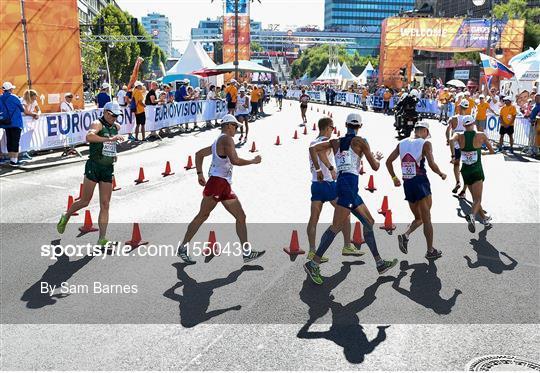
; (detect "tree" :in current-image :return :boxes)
[493,0,540,50]
[452,51,480,64]
[251,41,263,53]
[81,41,104,83]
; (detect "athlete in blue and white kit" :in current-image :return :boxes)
[305,113,398,284]
[386,121,446,259]
[307,117,363,263]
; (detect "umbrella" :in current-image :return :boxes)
[190,68,222,77]
[213,60,276,73]
[446,79,466,88]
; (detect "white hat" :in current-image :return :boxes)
[444,87,449,91]
[220,114,241,126]
[459,100,469,108]
[101,82,110,89]
[182,78,190,84]
[464,91,471,96]
[414,121,431,138]
[194,87,201,92]
[64,92,73,98]
[239,86,246,92]
[134,81,143,87]
[2,82,15,90]
[503,96,512,101]
[345,112,362,126]
[409,89,419,98]
[479,94,485,99]
[463,115,475,126]
[103,102,122,116]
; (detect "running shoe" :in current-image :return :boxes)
[9,160,26,167]
[465,213,476,233]
[238,134,244,142]
[457,191,466,200]
[451,184,461,194]
[482,215,493,228]
[342,244,365,257]
[425,248,442,260]
[128,134,136,141]
[308,250,329,263]
[397,234,409,254]
[243,250,265,263]
[177,245,196,265]
[377,258,398,275]
[303,261,323,285]
[97,238,115,248]
[21,152,32,160]
[56,214,68,234]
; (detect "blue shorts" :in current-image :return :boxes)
[311,181,337,202]
[453,148,461,161]
[403,176,431,203]
[336,173,364,210]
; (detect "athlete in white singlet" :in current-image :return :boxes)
[446,100,469,197]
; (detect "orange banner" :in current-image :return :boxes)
[0,0,84,113]
[223,15,250,82]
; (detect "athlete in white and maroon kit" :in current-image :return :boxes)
[176,114,265,264]
[386,121,446,259]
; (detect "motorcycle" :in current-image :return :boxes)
[394,109,418,138]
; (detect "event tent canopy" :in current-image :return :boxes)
[315,62,342,82]
[164,40,216,83]
[338,62,356,81]
[356,61,375,84]
[412,63,423,76]
[212,60,276,73]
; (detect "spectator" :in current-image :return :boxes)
[235,86,250,142]
[225,79,238,114]
[474,94,494,132]
[250,84,261,118]
[0,82,25,166]
[21,89,40,119]
[95,82,111,108]
[192,87,201,100]
[145,81,158,106]
[498,96,517,153]
[60,92,75,112]
[174,79,190,102]
[383,88,392,115]
[117,85,127,107]
[527,93,540,157]
[438,87,450,123]
[163,84,174,103]
[132,81,146,141]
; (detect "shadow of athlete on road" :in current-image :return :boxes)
[21,242,94,309]
[163,263,263,328]
[298,263,393,364]
[465,226,518,274]
[392,260,461,315]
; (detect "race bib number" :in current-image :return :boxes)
[336,150,352,172]
[102,141,117,157]
[401,161,416,179]
[461,150,478,165]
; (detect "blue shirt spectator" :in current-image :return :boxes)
[95,91,111,108]
[175,84,188,102]
[529,95,540,124]
[1,86,24,129]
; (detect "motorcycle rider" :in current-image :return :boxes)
[395,89,419,138]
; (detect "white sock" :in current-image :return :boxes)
[10,157,17,163]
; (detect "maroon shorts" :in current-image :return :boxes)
[203,176,237,202]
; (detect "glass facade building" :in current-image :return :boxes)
[142,13,173,57]
[324,0,416,55]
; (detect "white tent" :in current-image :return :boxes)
[164,40,221,86]
[509,45,540,80]
[315,62,342,82]
[338,62,356,81]
[356,61,375,84]
[412,63,423,76]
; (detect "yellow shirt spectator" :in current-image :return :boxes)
[383,91,392,102]
[132,88,145,115]
[500,104,517,126]
[439,91,450,104]
[250,88,261,103]
[362,89,368,99]
[225,85,238,103]
[476,101,490,121]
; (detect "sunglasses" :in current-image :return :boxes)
[106,110,119,118]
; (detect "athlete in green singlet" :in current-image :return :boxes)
[451,115,495,233]
[57,102,124,245]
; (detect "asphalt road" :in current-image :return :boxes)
[1,100,539,370]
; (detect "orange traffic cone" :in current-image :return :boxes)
[162,161,175,177]
[293,130,298,139]
[249,141,258,153]
[75,183,83,201]
[303,126,308,135]
[380,209,396,232]
[112,176,121,191]
[283,230,305,255]
[351,221,365,246]
[203,230,219,256]
[312,123,316,131]
[184,156,194,170]
[126,223,149,248]
[134,167,148,184]
[378,196,389,215]
[275,136,281,145]
[365,175,376,192]
[79,210,98,233]
[67,195,79,216]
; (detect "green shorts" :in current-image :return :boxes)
[85,159,114,183]
[461,167,484,186]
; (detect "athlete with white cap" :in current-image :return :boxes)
[176,114,265,265]
[304,113,398,284]
[446,100,469,198]
[57,102,124,246]
[386,121,446,259]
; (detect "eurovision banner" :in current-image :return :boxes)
[0,100,228,153]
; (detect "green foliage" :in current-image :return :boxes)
[251,41,263,52]
[291,45,379,78]
[452,51,480,63]
[88,5,168,85]
[81,42,104,82]
[213,42,223,64]
[493,0,540,50]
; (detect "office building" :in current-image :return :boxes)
[142,13,173,57]
[77,0,120,24]
[324,0,416,55]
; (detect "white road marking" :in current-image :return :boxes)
[0,178,67,190]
